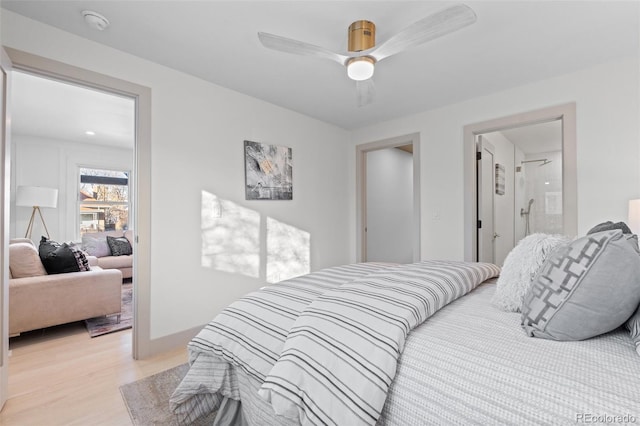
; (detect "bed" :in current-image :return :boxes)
[170,253,640,425]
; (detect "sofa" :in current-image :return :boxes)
[80,230,133,279]
[9,238,123,336]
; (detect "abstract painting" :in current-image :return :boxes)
[244,140,293,200]
[495,163,505,195]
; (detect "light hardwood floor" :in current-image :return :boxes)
[0,322,188,426]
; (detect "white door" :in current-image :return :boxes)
[0,47,13,411]
[477,136,496,263]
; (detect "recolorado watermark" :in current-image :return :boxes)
[576,413,637,424]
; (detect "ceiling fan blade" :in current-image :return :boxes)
[258,32,348,66]
[356,78,376,107]
[370,4,477,62]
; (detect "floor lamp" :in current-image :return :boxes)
[16,186,58,240]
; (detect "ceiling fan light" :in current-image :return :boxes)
[347,57,375,81]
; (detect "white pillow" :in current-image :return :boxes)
[492,233,571,312]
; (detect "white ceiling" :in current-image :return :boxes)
[488,119,562,155]
[12,71,135,149]
[3,1,639,141]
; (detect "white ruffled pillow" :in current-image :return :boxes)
[492,233,571,312]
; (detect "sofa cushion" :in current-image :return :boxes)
[124,230,134,245]
[9,242,47,278]
[107,235,132,256]
[82,235,111,257]
[97,254,133,270]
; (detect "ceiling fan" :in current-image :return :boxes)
[258,3,477,107]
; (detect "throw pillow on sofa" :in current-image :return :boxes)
[9,242,47,278]
[81,234,111,257]
[39,237,90,274]
[107,235,132,256]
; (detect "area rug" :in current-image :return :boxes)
[120,363,217,426]
[84,282,132,337]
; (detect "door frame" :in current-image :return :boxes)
[3,48,153,359]
[0,47,12,411]
[356,133,421,262]
[463,103,577,261]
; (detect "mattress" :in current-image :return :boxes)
[173,281,640,425]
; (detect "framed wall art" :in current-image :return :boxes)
[244,140,293,200]
[495,163,505,195]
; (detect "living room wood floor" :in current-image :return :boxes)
[0,322,188,425]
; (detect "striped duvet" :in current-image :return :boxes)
[170,261,499,425]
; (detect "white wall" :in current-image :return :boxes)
[350,57,640,261]
[10,134,133,242]
[366,148,413,263]
[2,11,353,339]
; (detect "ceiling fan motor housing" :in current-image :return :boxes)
[348,20,376,52]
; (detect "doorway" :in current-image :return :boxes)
[463,103,577,262]
[366,145,413,263]
[1,47,153,370]
[5,70,137,389]
[356,133,421,263]
[476,120,563,265]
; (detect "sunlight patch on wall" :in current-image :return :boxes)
[266,217,310,283]
[201,191,260,278]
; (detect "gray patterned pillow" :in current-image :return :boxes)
[106,235,132,256]
[521,230,640,341]
[626,306,640,356]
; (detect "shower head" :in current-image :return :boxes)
[528,198,534,208]
[539,159,552,167]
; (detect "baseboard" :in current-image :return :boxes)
[139,325,205,359]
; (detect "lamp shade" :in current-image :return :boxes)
[16,186,58,208]
[629,199,640,235]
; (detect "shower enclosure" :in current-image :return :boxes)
[515,151,563,239]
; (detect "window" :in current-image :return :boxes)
[79,167,129,235]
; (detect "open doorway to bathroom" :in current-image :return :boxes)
[464,103,577,263]
[476,120,562,265]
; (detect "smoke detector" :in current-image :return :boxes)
[82,10,110,31]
